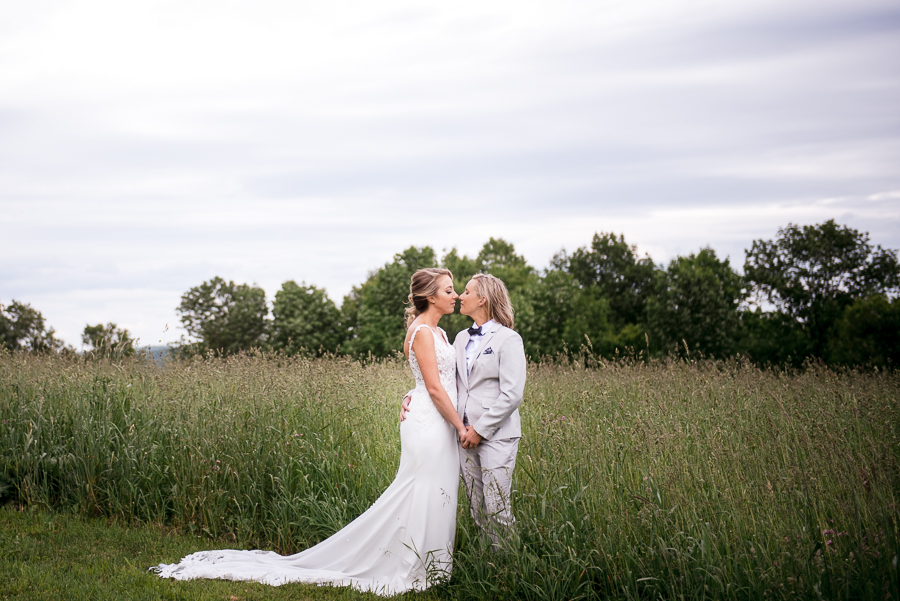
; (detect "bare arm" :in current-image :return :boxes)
[411,328,466,437]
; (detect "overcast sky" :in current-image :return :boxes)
[2,0,899,347]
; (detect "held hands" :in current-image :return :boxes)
[401,393,481,449]
[459,426,483,450]
[399,394,411,422]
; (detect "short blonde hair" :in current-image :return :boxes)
[471,273,514,329]
[405,268,453,327]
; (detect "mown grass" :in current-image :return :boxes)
[0,504,413,600]
[1,349,898,599]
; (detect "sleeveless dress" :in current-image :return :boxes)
[152,324,460,596]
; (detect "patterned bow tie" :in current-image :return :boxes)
[467,325,482,336]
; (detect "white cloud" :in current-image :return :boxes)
[1,0,898,346]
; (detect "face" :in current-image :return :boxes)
[459,279,485,317]
[428,275,458,315]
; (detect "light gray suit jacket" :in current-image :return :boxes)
[455,323,527,441]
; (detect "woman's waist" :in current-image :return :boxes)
[411,382,457,398]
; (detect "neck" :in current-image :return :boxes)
[472,313,490,328]
[421,307,443,328]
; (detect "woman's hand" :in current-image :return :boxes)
[460,426,483,449]
[399,394,411,422]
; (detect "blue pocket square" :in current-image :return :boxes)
[483,347,493,355]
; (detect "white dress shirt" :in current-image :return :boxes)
[465,319,495,373]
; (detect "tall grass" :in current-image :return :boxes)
[1,349,897,599]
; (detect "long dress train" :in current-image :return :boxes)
[153,324,460,596]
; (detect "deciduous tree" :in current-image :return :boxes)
[0,300,65,352]
[177,277,268,354]
[738,309,812,367]
[826,295,900,367]
[517,269,615,358]
[475,237,536,294]
[271,281,344,355]
[565,232,656,328]
[744,220,900,357]
[82,322,135,355]
[647,248,745,358]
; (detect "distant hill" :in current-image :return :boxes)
[138,345,172,365]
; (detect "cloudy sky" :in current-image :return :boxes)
[2,0,899,347]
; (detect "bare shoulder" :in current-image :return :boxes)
[404,321,434,357]
[408,322,435,348]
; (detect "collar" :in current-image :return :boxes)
[472,319,496,336]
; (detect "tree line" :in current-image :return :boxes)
[3,219,898,367]
[0,302,135,357]
[171,219,900,367]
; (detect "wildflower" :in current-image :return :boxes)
[826,540,833,546]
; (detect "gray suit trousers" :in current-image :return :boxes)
[458,435,519,549]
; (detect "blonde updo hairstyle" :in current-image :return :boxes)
[471,273,515,329]
[405,268,454,327]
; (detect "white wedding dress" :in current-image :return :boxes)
[153,324,460,596]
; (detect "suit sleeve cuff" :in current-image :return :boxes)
[472,423,496,441]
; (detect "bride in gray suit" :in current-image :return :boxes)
[403,273,527,550]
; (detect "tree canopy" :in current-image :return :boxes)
[177,277,268,354]
[1,300,64,353]
[647,248,746,358]
[271,281,344,355]
[475,237,536,294]
[564,232,656,328]
[82,322,135,356]
[6,220,898,368]
[826,295,900,367]
[744,220,900,356]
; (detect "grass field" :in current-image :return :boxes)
[0,504,402,600]
[1,349,898,599]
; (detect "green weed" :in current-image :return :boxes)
[1,350,898,599]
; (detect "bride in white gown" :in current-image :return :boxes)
[153,268,466,596]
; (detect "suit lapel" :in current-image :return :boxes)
[470,323,501,375]
[456,331,470,390]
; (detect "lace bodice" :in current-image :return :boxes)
[408,324,457,428]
